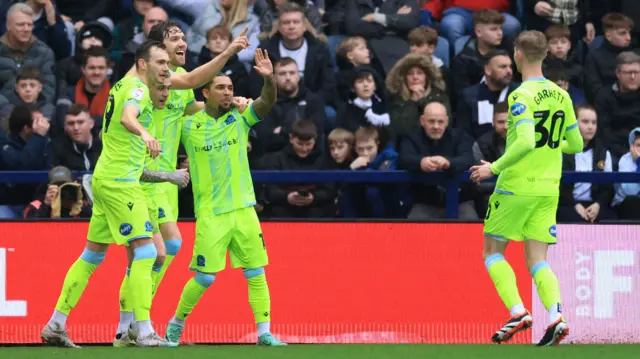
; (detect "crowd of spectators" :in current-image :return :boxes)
[0,0,640,222]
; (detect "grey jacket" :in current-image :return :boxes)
[0,35,55,105]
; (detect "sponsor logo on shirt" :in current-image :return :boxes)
[549,225,557,237]
[120,223,133,236]
[510,103,526,117]
[224,116,237,125]
[145,221,153,232]
[194,138,238,152]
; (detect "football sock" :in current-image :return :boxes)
[48,310,68,329]
[129,243,156,323]
[530,261,563,323]
[174,272,215,321]
[244,268,271,332]
[484,253,525,314]
[117,268,133,333]
[52,248,105,327]
[152,239,181,299]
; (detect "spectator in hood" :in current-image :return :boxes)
[612,127,640,220]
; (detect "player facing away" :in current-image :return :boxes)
[164,49,285,346]
[41,40,177,348]
[113,21,252,345]
[470,30,583,346]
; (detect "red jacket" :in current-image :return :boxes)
[423,0,509,20]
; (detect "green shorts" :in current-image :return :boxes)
[87,179,153,246]
[190,206,268,273]
[154,182,178,225]
[483,192,558,244]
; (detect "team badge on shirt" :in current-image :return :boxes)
[510,103,526,116]
[132,88,144,101]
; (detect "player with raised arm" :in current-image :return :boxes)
[40,40,177,348]
[113,21,251,345]
[164,49,285,346]
[470,31,583,346]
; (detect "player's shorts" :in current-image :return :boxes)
[154,182,179,225]
[146,193,160,234]
[190,206,268,273]
[483,192,558,244]
[87,178,153,246]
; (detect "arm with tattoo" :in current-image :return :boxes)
[140,169,190,189]
[251,48,277,118]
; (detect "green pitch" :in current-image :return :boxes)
[2,344,639,359]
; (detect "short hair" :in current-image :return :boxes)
[544,24,571,41]
[354,126,379,144]
[16,67,41,83]
[616,51,640,69]
[291,118,317,141]
[328,128,354,147]
[82,46,109,67]
[279,2,305,16]
[544,65,570,83]
[8,104,33,134]
[602,13,633,32]
[66,104,90,117]
[337,36,367,60]
[483,49,511,67]
[408,26,439,46]
[206,24,232,42]
[494,102,508,115]
[135,40,167,70]
[202,73,230,91]
[7,3,34,20]
[574,104,596,118]
[515,30,549,62]
[472,9,505,27]
[275,57,298,69]
[147,20,183,42]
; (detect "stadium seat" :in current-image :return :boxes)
[434,36,450,67]
[454,35,470,56]
[589,35,605,51]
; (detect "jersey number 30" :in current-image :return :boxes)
[534,110,565,149]
[103,94,115,133]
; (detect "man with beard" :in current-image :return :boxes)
[455,50,518,140]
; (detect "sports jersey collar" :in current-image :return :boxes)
[524,77,546,82]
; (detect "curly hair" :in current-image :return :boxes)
[385,53,445,102]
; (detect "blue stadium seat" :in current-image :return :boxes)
[589,36,605,51]
[434,36,450,67]
[454,35,470,56]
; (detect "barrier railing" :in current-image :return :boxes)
[1,170,640,218]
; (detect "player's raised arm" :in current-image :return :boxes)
[251,49,277,119]
[170,28,250,90]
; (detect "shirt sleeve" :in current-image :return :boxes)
[490,92,536,174]
[123,85,148,113]
[185,89,196,107]
[561,99,584,154]
[241,102,261,128]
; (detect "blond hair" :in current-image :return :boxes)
[328,128,354,147]
[515,30,549,62]
[220,0,249,31]
[337,36,367,60]
[354,126,379,144]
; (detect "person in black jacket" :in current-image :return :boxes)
[399,101,477,220]
[254,57,326,153]
[23,165,92,219]
[595,51,640,158]
[52,104,102,171]
[262,118,336,218]
[193,25,249,101]
[557,105,617,223]
[336,66,390,135]
[542,24,584,89]
[584,13,636,102]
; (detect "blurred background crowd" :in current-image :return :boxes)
[1,0,640,222]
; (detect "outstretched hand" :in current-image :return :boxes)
[226,27,250,55]
[253,49,273,79]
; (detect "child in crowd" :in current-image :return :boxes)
[612,127,640,220]
[336,67,390,135]
[0,67,55,121]
[335,36,384,105]
[408,26,445,69]
[327,128,355,170]
[542,24,583,89]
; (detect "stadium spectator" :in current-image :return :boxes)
[343,0,420,75]
[440,1,520,46]
[0,105,52,208]
[52,104,102,171]
[258,0,323,41]
[23,165,92,219]
[336,66,390,135]
[386,53,449,140]
[55,21,113,96]
[558,105,617,223]
[56,46,111,133]
[525,0,596,46]
[0,3,55,105]
[451,9,513,100]
[584,13,635,101]
[249,3,337,118]
[545,65,586,105]
[326,128,355,170]
[399,101,477,220]
[339,126,401,218]
[23,0,71,61]
[335,36,381,108]
[0,67,55,121]
[542,24,584,89]
[194,25,249,100]
[455,50,516,140]
[262,118,336,218]
[612,127,640,220]
[187,0,260,62]
[254,57,325,153]
[472,101,507,215]
[111,0,155,60]
[595,51,640,158]
[408,26,445,69]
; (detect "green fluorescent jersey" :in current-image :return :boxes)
[495,77,578,196]
[93,76,153,182]
[181,104,260,217]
